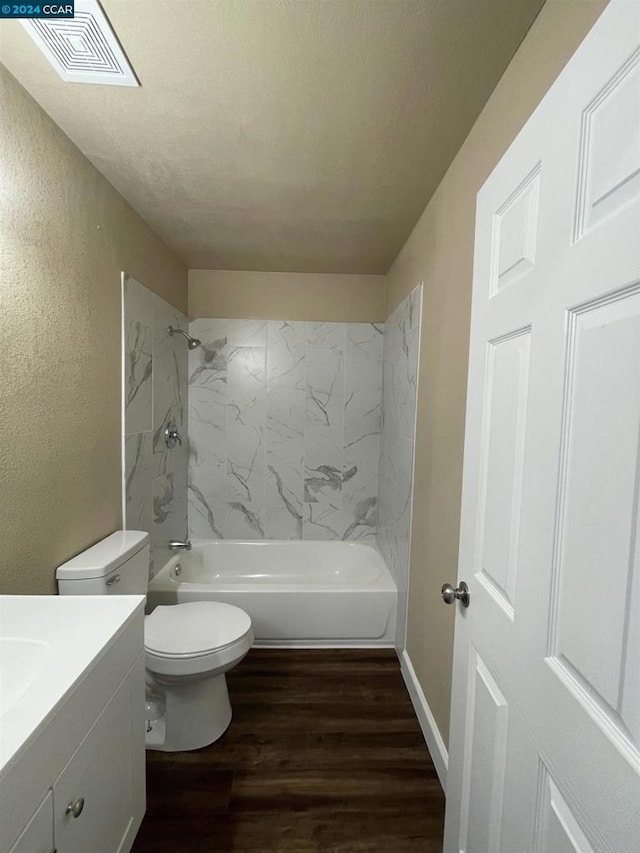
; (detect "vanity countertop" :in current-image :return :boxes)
[0,594,145,776]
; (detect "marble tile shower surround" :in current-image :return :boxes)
[123,275,189,577]
[188,319,384,541]
[376,284,422,650]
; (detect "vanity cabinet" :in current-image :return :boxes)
[7,657,144,853]
[0,597,146,853]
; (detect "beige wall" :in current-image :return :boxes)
[189,269,386,322]
[0,69,187,595]
[387,0,608,745]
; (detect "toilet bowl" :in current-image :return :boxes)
[144,601,253,751]
[56,530,254,752]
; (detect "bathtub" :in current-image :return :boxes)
[147,540,397,647]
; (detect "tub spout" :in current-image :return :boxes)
[169,540,192,551]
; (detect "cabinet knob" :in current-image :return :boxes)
[65,797,85,819]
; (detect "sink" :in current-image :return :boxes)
[0,637,52,715]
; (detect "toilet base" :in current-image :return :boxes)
[146,672,232,752]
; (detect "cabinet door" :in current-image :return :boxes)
[53,655,145,853]
[8,791,54,853]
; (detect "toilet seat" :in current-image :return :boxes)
[145,601,252,657]
[144,601,253,678]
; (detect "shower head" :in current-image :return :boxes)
[168,326,201,349]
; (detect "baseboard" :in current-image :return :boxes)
[400,649,448,792]
[253,640,396,649]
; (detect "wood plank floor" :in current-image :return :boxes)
[132,649,445,852]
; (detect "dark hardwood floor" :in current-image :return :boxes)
[132,649,445,852]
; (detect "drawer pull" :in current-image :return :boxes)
[65,797,85,819]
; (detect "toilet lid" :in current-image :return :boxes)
[145,601,252,658]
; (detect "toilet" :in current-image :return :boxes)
[56,530,253,752]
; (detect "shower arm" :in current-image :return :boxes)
[167,326,200,349]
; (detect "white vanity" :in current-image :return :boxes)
[0,595,146,853]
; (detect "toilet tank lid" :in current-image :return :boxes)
[56,530,149,580]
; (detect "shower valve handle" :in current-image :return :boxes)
[164,426,182,449]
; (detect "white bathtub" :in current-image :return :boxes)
[147,540,397,647]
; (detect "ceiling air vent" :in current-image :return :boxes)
[21,0,139,87]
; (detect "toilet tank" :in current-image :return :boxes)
[57,530,150,596]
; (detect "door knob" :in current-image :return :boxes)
[441,581,470,608]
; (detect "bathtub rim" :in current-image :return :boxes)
[150,538,396,594]
[148,539,397,649]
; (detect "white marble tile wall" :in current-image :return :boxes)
[376,283,422,650]
[122,274,188,577]
[188,319,384,541]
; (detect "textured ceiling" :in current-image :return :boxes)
[0,0,544,273]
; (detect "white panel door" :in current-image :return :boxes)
[444,3,640,851]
